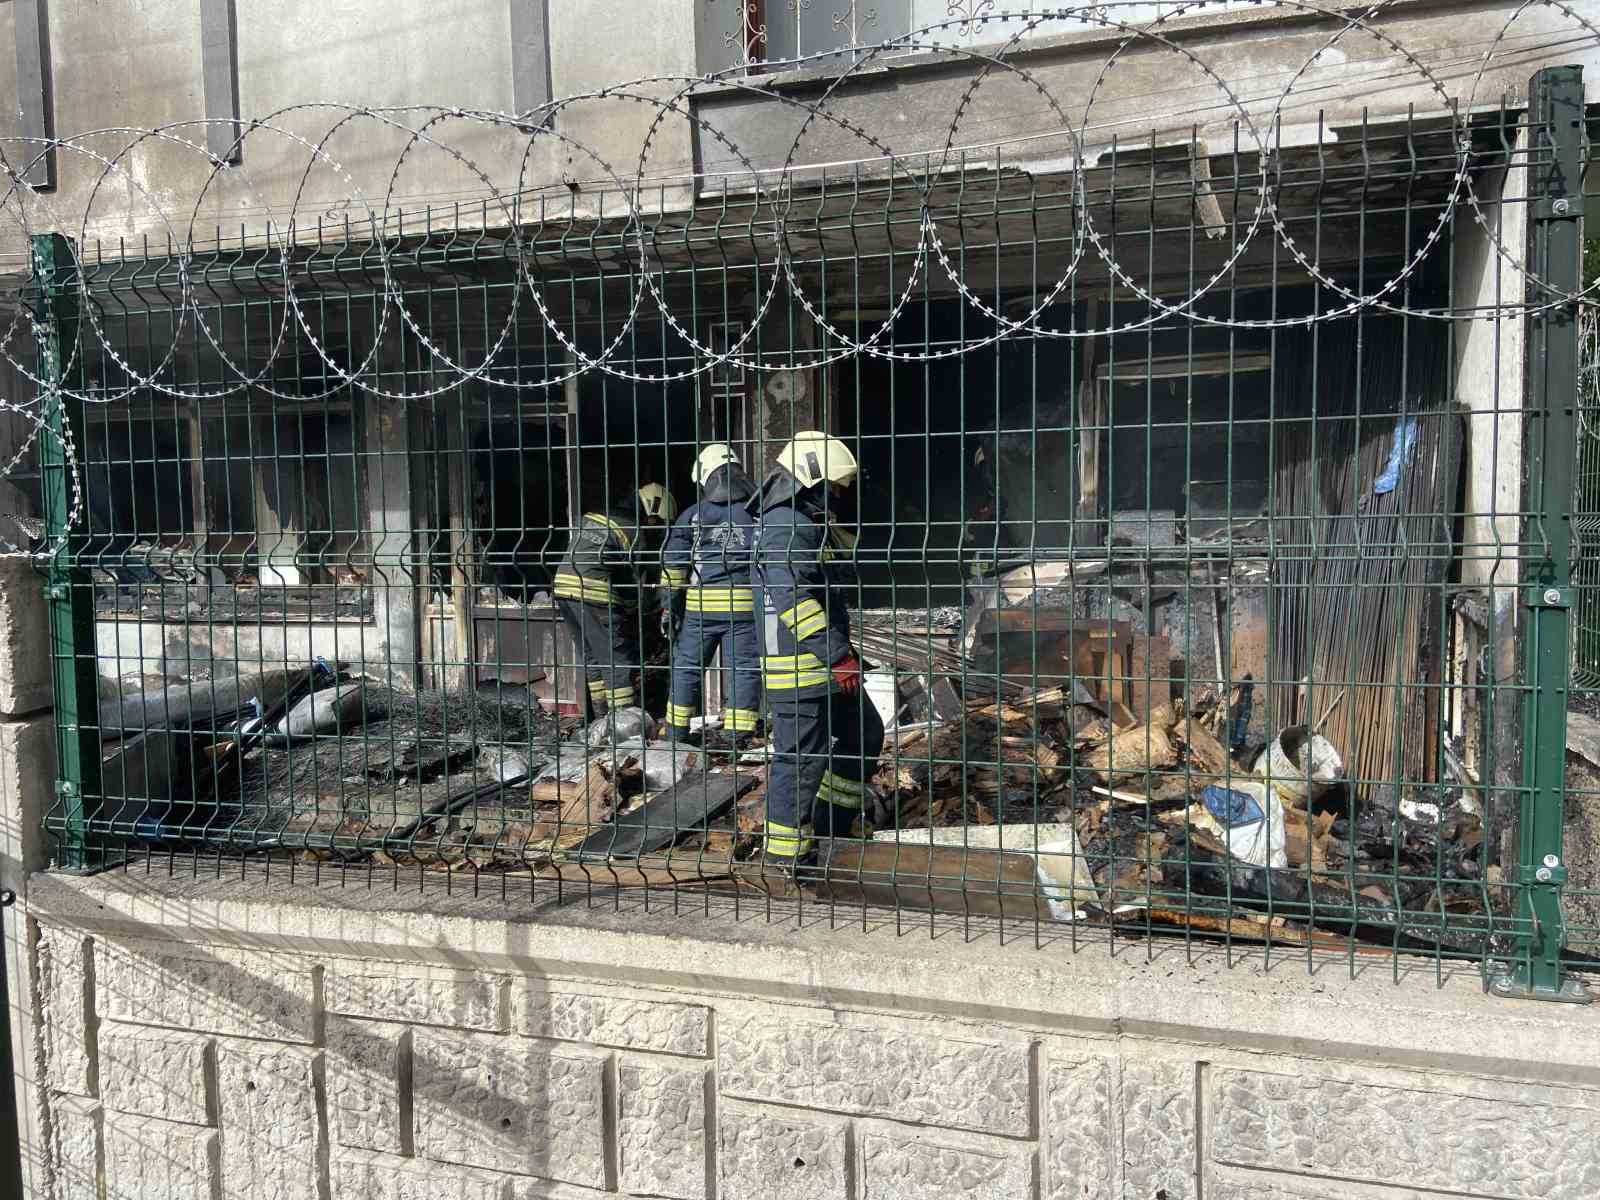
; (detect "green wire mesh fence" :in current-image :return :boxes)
[1576,301,1600,683]
[1567,259,1600,995]
[9,53,1597,996]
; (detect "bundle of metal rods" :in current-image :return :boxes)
[1268,318,1460,799]
[852,627,1021,698]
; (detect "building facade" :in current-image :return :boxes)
[1,2,1599,1197]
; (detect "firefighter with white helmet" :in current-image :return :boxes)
[659,444,763,746]
[748,431,884,876]
[555,482,677,719]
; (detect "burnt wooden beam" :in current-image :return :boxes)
[199,0,242,163]
[570,770,759,861]
[508,0,552,120]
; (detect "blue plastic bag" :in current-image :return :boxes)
[1373,416,1419,496]
[1202,784,1265,828]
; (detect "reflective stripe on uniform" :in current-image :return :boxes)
[685,586,754,614]
[666,701,697,728]
[763,653,828,669]
[779,597,827,640]
[724,707,761,732]
[761,652,831,691]
[763,669,831,690]
[661,567,690,588]
[603,686,636,706]
[586,679,606,695]
[816,770,865,810]
[764,820,812,859]
[584,512,633,550]
[555,571,615,605]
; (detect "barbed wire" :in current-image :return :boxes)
[0,0,1594,554]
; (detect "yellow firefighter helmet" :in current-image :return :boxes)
[637,482,677,523]
[692,443,741,487]
[775,431,858,489]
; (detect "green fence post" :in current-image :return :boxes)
[1491,65,1591,1002]
[31,232,101,872]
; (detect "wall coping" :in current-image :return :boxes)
[26,867,1600,1086]
[688,0,1484,106]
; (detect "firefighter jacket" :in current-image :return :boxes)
[661,465,757,615]
[554,499,657,610]
[821,520,859,586]
[749,472,856,700]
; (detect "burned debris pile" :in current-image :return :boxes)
[96,665,562,853]
[90,557,1493,959]
[855,672,1490,953]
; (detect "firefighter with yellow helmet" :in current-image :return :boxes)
[748,431,884,875]
[555,482,677,719]
[659,444,763,746]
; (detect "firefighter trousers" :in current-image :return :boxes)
[558,599,639,712]
[665,613,763,736]
[764,688,885,859]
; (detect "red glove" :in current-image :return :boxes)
[832,653,863,694]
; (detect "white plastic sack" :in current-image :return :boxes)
[609,738,694,792]
[480,746,533,784]
[585,705,653,747]
[276,683,369,738]
[1035,834,1099,921]
[1202,781,1287,869]
[1257,725,1344,801]
[863,670,903,728]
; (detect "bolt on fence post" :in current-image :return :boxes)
[1491,65,1591,1002]
[31,232,101,872]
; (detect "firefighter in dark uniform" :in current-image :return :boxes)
[962,439,1014,580]
[749,431,884,873]
[555,482,677,717]
[660,444,764,746]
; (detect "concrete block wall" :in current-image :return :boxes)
[1,556,60,1200]
[15,872,1600,1200]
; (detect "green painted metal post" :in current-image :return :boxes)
[1493,66,1591,1002]
[32,232,101,871]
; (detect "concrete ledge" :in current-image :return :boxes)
[690,0,1489,103]
[16,868,1600,1199]
[25,869,1600,1090]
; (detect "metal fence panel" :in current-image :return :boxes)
[7,39,1596,996]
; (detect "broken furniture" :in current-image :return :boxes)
[969,609,1172,726]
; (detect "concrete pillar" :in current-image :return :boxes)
[1450,124,1528,864]
[753,301,823,468]
[251,411,303,589]
[365,395,419,689]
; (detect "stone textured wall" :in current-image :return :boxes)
[25,912,1600,1200]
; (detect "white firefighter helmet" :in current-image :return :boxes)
[775,431,858,489]
[637,482,677,523]
[692,443,741,486]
